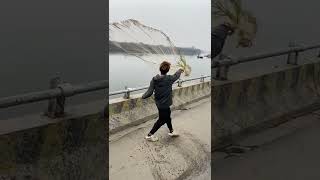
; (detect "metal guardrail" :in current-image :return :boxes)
[212,43,320,80]
[0,75,210,118]
[0,77,108,118]
[109,75,211,98]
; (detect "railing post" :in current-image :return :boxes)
[200,75,205,82]
[178,79,183,87]
[216,65,229,80]
[46,77,65,118]
[287,42,299,65]
[123,86,130,99]
[214,55,229,80]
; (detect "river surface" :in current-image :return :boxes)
[0,55,107,119]
[109,54,210,97]
[212,0,320,81]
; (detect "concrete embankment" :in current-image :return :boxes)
[109,80,211,134]
[0,101,108,179]
[213,60,320,148]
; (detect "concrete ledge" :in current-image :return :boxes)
[0,101,108,179]
[212,60,320,148]
[109,81,211,134]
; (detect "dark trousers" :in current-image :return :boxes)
[149,108,173,135]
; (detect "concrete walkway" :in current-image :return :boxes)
[213,109,320,180]
[109,98,211,180]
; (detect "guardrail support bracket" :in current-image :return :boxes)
[123,86,130,99]
[200,75,204,82]
[178,80,183,87]
[287,42,300,65]
[46,77,66,118]
[287,51,299,65]
[215,65,229,80]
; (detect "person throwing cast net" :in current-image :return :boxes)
[143,61,184,142]
[212,22,235,59]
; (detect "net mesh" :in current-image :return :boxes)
[109,19,191,76]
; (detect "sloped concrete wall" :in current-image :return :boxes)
[213,61,320,147]
[109,81,211,134]
[0,105,107,179]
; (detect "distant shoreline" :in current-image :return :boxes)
[109,41,202,56]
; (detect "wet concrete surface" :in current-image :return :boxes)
[213,109,320,180]
[109,98,211,180]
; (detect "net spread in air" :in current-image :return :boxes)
[109,19,192,76]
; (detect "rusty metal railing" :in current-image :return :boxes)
[0,78,108,118]
[0,75,210,118]
[109,75,211,99]
[212,43,320,80]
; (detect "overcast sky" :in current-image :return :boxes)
[110,0,211,51]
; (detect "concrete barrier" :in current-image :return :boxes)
[0,101,108,179]
[213,60,320,148]
[109,81,211,134]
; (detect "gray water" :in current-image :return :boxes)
[214,0,320,56]
[0,56,107,119]
[109,54,210,98]
[212,0,320,80]
[0,0,107,120]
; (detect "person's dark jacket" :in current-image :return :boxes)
[212,24,233,59]
[142,69,183,109]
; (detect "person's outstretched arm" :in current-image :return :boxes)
[170,69,184,83]
[142,78,155,99]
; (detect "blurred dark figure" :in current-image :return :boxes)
[212,22,235,59]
